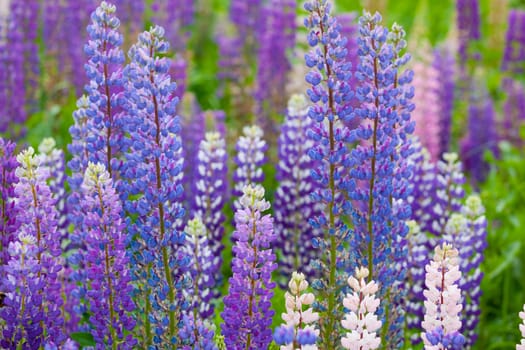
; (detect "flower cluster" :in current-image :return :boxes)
[0,138,19,268]
[421,243,465,349]
[275,271,319,349]
[222,184,277,349]
[341,267,382,350]
[518,305,525,350]
[274,95,322,283]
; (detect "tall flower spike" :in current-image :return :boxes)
[221,184,277,349]
[433,47,455,157]
[421,243,465,349]
[348,13,414,348]
[303,2,354,347]
[456,0,481,69]
[275,271,319,349]
[502,10,525,74]
[183,217,216,321]
[1,148,64,347]
[80,163,136,348]
[341,267,382,350]
[0,138,19,269]
[178,313,217,350]
[501,78,525,147]
[274,95,322,284]
[82,1,127,179]
[232,125,267,211]
[122,25,188,348]
[38,138,68,242]
[192,132,228,285]
[517,304,525,350]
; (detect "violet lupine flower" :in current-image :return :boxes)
[229,0,263,50]
[501,78,525,147]
[433,47,455,157]
[112,0,144,38]
[122,25,188,347]
[502,10,525,74]
[80,162,136,348]
[349,14,414,347]
[518,305,525,350]
[232,125,267,210]
[178,313,217,350]
[421,243,465,350]
[303,2,354,346]
[151,0,194,52]
[0,233,43,349]
[460,88,498,186]
[1,148,64,348]
[192,132,228,283]
[221,184,277,349]
[38,138,68,242]
[255,0,296,132]
[341,267,382,350]
[412,46,441,162]
[82,1,127,180]
[1,0,39,135]
[456,0,481,68]
[275,271,320,349]
[0,138,18,268]
[274,95,322,284]
[183,218,216,321]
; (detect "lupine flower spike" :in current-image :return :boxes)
[81,162,136,348]
[421,243,465,349]
[274,271,319,349]
[222,184,277,349]
[341,267,382,350]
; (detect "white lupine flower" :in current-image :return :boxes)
[341,267,381,350]
[279,272,319,350]
[421,243,465,349]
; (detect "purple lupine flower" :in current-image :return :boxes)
[1,0,39,136]
[229,0,263,50]
[38,138,68,242]
[433,46,456,158]
[183,218,216,321]
[274,95,322,284]
[460,87,498,185]
[192,132,228,284]
[255,0,296,133]
[442,195,487,347]
[0,232,43,349]
[456,0,481,68]
[82,1,127,179]
[216,34,244,87]
[151,0,194,52]
[221,184,277,349]
[232,125,267,210]
[1,148,64,348]
[500,78,525,147]
[502,10,525,74]
[303,1,354,346]
[349,14,414,347]
[0,138,18,269]
[122,25,189,347]
[80,162,136,348]
[412,47,441,162]
[421,243,465,349]
[178,314,217,350]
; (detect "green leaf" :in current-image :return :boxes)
[69,332,95,347]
